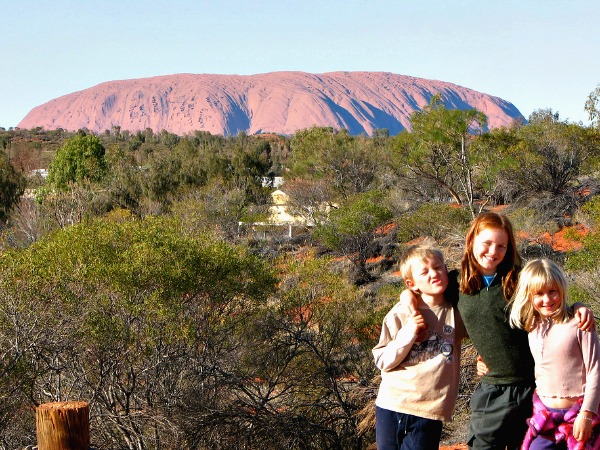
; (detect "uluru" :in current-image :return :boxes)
[18,71,525,136]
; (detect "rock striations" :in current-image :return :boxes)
[18,71,525,136]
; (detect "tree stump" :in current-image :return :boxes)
[36,401,90,450]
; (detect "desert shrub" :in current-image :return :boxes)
[314,191,394,284]
[563,223,600,319]
[0,215,278,449]
[396,203,471,244]
[565,231,600,272]
[578,195,600,229]
[181,254,379,449]
[507,206,555,238]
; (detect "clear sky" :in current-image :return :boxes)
[1,0,598,129]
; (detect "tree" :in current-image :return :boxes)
[104,144,144,213]
[516,109,585,194]
[585,83,600,128]
[0,151,25,222]
[390,95,488,216]
[143,148,183,203]
[314,191,393,284]
[47,133,107,190]
[290,127,381,199]
[282,178,336,226]
[467,124,524,205]
[170,181,249,241]
[229,138,272,205]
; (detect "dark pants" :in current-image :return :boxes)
[468,382,534,450]
[376,406,443,450]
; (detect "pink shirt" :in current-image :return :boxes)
[528,317,600,414]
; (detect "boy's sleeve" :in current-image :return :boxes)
[372,306,418,371]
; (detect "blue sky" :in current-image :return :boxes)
[1,0,598,129]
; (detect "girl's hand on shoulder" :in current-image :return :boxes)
[399,289,419,314]
[574,303,597,332]
[574,412,594,442]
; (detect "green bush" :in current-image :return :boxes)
[579,196,600,229]
[565,231,600,272]
[507,206,555,237]
[396,203,471,243]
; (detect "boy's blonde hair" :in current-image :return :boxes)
[399,241,445,283]
[508,258,572,331]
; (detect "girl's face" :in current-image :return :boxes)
[532,283,562,318]
[472,227,509,276]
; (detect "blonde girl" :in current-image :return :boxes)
[509,258,600,449]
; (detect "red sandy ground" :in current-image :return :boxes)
[518,223,589,252]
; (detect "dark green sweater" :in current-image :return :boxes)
[457,275,535,385]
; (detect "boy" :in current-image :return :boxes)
[372,242,465,450]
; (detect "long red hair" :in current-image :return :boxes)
[460,212,521,300]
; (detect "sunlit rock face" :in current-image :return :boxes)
[18,71,524,136]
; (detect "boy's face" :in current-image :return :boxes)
[405,256,448,296]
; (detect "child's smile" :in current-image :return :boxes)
[532,284,561,317]
[473,228,508,276]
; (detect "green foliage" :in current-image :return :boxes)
[3,117,600,447]
[290,126,381,198]
[244,253,376,447]
[513,111,588,194]
[0,151,25,222]
[47,134,107,189]
[468,126,523,202]
[507,207,553,237]
[565,231,600,272]
[390,95,488,215]
[315,191,393,250]
[579,196,600,228]
[0,216,278,447]
[567,283,592,307]
[314,191,393,284]
[104,144,144,212]
[585,83,600,129]
[143,148,184,202]
[170,181,251,240]
[396,202,471,243]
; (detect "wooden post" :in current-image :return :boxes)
[36,401,90,450]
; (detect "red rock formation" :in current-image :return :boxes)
[18,71,524,136]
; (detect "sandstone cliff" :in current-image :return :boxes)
[18,71,524,136]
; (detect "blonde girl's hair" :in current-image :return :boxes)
[460,212,521,300]
[508,258,572,331]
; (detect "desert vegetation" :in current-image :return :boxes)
[0,94,600,449]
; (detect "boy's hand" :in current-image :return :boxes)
[476,355,489,376]
[574,413,594,442]
[574,303,596,332]
[399,289,420,314]
[404,310,426,341]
